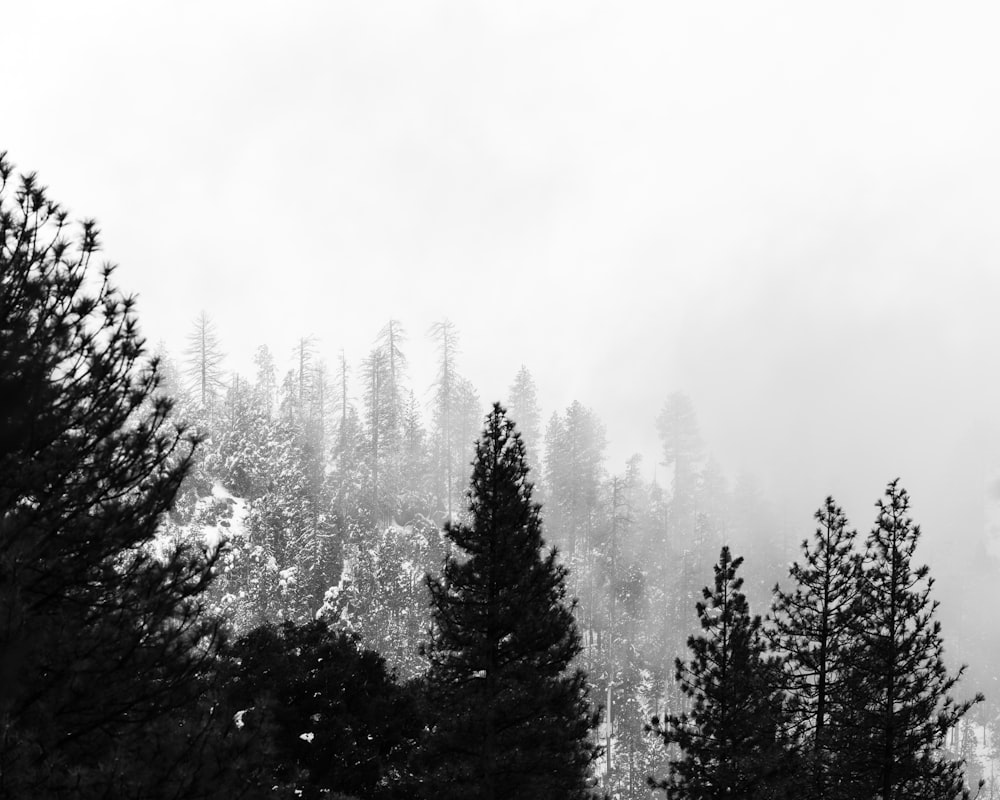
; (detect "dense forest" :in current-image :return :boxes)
[1,155,994,799]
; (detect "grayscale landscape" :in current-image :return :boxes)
[2,4,999,798]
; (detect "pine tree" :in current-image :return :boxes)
[419,403,600,799]
[656,391,703,540]
[543,401,607,560]
[656,392,708,686]
[507,364,542,466]
[650,546,790,799]
[363,343,388,520]
[850,480,981,800]
[398,388,434,520]
[185,309,227,416]
[373,319,409,518]
[253,343,278,418]
[375,318,407,443]
[429,318,459,519]
[0,155,225,796]
[957,719,984,792]
[768,497,865,799]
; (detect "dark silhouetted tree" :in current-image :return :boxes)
[650,546,791,799]
[222,619,422,800]
[419,404,600,799]
[850,481,981,800]
[768,497,866,799]
[0,154,227,797]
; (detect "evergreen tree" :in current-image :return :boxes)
[650,547,790,799]
[419,403,600,799]
[253,343,278,419]
[334,348,353,449]
[375,318,407,443]
[543,400,607,560]
[956,719,984,793]
[656,392,709,689]
[185,309,227,416]
[217,371,271,499]
[851,480,981,799]
[363,344,389,520]
[656,391,703,540]
[0,155,226,796]
[372,319,409,518]
[398,388,434,520]
[428,318,459,519]
[610,652,666,800]
[507,364,542,467]
[321,518,440,681]
[768,497,865,799]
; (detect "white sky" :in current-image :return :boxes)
[5,3,1000,591]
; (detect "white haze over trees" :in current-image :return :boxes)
[3,2,1000,797]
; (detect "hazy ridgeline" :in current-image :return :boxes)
[161,312,787,669]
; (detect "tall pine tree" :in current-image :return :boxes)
[768,497,865,799]
[506,364,542,468]
[184,309,227,418]
[851,480,981,800]
[0,155,227,797]
[650,546,790,799]
[419,403,599,800]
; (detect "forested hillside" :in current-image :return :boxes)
[157,305,798,786]
[1,154,991,799]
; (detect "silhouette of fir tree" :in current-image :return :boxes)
[0,154,230,797]
[849,481,981,800]
[768,497,868,799]
[417,403,600,799]
[649,546,792,799]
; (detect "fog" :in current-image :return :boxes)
[5,2,1000,669]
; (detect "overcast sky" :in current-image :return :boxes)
[5,3,1000,592]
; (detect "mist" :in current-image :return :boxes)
[4,3,1000,796]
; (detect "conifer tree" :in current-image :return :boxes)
[769,497,865,799]
[363,344,388,519]
[429,318,459,518]
[956,719,983,792]
[185,309,227,415]
[656,391,703,539]
[0,155,225,796]
[543,401,606,560]
[398,388,434,519]
[650,546,790,799]
[850,480,981,800]
[419,403,600,799]
[253,343,278,418]
[655,392,707,680]
[375,318,407,442]
[373,319,409,517]
[507,364,542,465]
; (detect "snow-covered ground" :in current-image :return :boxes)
[200,482,249,549]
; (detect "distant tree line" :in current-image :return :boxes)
[0,153,985,799]
[163,307,793,798]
